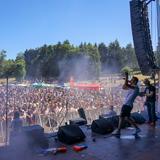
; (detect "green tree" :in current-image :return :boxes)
[3,60,15,78]
[0,50,7,77]
[124,44,138,69]
[107,40,123,72]
[121,66,133,75]
[23,40,140,80]
[16,52,25,61]
[14,56,26,81]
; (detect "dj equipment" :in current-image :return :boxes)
[69,108,87,126]
[69,117,87,126]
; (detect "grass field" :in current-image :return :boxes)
[0,73,156,85]
[0,78,16,84]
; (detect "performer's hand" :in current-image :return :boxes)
[125,72,128,81]
[125,72,128,77]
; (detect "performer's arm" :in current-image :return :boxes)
[139,88,146,97]
[122,73,135,90]
[139,92,145,97]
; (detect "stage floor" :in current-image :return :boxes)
[1,123,160,160]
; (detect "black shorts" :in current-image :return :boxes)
[120,105,132,117]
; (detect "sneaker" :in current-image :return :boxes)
[134,128,141,135]
[112,130,121,136]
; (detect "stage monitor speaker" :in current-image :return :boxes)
[57,124,86,144]
[140,110,149,120]
[91,118,114,135]
[99,115,130,129]
[131,112,146,124]
[130,0,157,75]
[22,125,49,149]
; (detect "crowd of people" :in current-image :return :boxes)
[0,80,146,128]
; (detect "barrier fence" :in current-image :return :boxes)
[0,104,144,144]
[0,121,4,143]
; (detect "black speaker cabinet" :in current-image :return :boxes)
[22,125,49,149]
[69,117,87,126]
[91,118,114,135]
[130,0,157,75]
[57,124,86,144]
[131,112,146,124]
[99,115,130,129]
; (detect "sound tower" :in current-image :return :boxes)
[130,0,157,75]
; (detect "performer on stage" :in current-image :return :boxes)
[142,79,156,126]
[113,73,141,135]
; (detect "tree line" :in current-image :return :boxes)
[0,50,25,81]
[24,40,140,81]
[2,39,159,82]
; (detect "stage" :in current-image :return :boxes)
[0,122,160,160]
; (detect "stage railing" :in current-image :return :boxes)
[36,104,143,133]
[0,121,5,143]
[0,103,144,143]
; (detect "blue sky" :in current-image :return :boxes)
[0,0,158,59]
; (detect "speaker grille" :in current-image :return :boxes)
[130,0,157,75]
[57,125,85,144]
